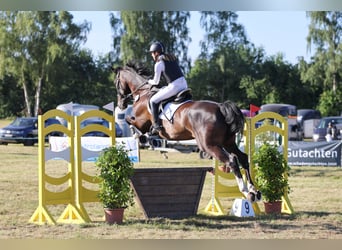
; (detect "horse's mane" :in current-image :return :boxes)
[125,61,151,79]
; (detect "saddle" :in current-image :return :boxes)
[149,88,192,122]
[163,88,192,105]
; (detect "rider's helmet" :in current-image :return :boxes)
[149,41,165,54]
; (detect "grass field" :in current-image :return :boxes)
[0,134,341,239]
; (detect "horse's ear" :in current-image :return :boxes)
[111,66,121,74]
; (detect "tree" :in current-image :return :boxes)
[0,11,90,116]
[187,57,221,100]
[199,11,248,55]
[241,54,315,108]
[38,48,115,111]
[300,11,342,116]
[113,11,191,73]
[190,11,253,105]
[109,11,124,64]
[191,11,328,111]
[0,75,23,117]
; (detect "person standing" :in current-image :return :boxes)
[326,122,339,140]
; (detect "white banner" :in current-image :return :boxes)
[49,136,139,162]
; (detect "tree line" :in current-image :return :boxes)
[0,11,340,118]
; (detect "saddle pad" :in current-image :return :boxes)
[160,100,191,121]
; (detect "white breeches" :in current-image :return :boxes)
[150,77,188,105]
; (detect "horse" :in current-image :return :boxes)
[112,61,261,202]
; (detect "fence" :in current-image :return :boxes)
[205,111,294,215]
[29,109,115,225]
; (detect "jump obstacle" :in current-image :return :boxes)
[205,111,294,215]
[131,167,212,219]
[29,108,210,224]
[29,109,115,225]
[30,110,293,225]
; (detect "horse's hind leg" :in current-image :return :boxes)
[225,143,261,202]
[203,144,250,198]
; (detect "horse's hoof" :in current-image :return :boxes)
[208,168,215,175]
[256,191,262,201]
[218,166,230,173]
[247,192,255,202]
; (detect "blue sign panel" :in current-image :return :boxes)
[288,141,341,167]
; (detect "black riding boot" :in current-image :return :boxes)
[150,102,162,134]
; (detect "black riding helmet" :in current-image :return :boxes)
[149,41,165,54]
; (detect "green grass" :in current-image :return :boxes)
[0,141,341,239]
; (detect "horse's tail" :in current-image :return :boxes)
[219,100,245,135]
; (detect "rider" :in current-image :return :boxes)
[148,41,188,134]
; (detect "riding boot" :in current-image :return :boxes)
[150,102,162,134]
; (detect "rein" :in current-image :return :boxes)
[125,81,148,100]
[116,69,149,102]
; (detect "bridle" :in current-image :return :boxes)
[115,71,131,103]
[115,69,149,103]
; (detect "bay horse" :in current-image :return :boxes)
[113,62,261,202]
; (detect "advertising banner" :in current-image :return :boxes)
[49,136,139,162]
[288,141,342,167]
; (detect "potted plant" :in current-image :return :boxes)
[95,143,135,224]
[253,142,290,214]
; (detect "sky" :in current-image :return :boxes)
[70,11,313,65]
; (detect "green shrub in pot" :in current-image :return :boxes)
[95,144,135,210]
[253,142,290,204]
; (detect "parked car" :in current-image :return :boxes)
[312,116,342,142]
[0,117,61,146]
